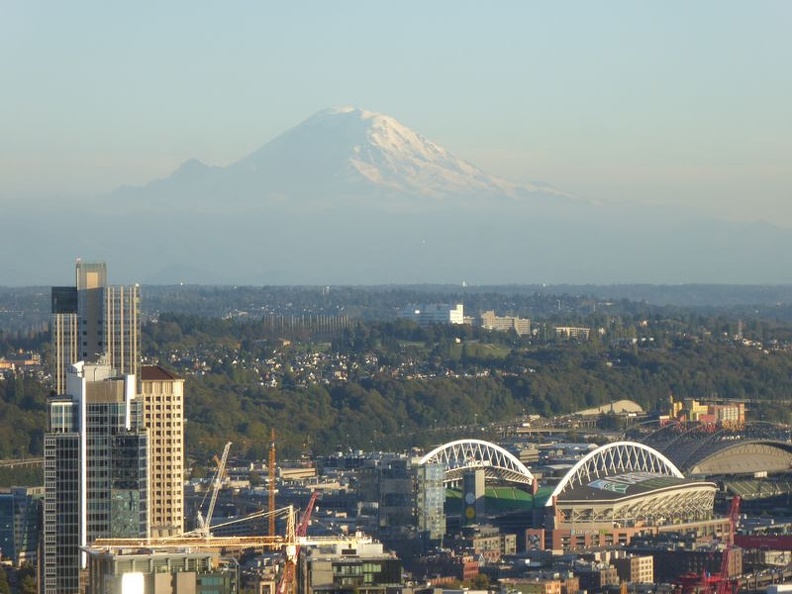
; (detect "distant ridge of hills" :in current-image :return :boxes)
[3,106,792,286]
[3,284,792,339]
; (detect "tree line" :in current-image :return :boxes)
[2,305,792,473]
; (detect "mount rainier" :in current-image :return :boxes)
[115,106,573,214]
[3,106,792,286]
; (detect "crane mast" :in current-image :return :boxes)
[277,491,322,594]
[269,429,277,537]
[196,441,232,538]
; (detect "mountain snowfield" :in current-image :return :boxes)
[246,106,564,199]
[3,106,792,285]
[119,105,573,212]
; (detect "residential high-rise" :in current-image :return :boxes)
[0,486,42,567]
[140,365,185,535]
[51,286,79,396]
[415,461,446,546]
[51,261,139,394]
[43,362,148,594]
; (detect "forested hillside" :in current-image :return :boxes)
[175,327,792,460]
[2,301,792,468]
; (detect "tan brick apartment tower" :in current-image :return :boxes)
[140,365,185,535]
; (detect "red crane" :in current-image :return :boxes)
[674,496,740,594]
[277,491,323,594]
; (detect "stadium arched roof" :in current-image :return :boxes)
[418,438,534,486]
[546,441,683,505]
[632,421,792,476]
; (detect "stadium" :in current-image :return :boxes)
[629,420,792,510]
[419,438,725,553]
[631,420,792,476]
[532,441,721,552]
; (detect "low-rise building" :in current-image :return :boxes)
[412,551,478,583]
[399,304,465,326]
[480,311,531,336]
[84,547,240,594]
[500,578,561,594]
[554,327,590,340]
[613,554,654,584]
[574,564,619,592]
[301,539,402,594]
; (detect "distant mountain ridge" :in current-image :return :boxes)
[113,106,573,214]
[4,106,792,286]
[231,106,569,199]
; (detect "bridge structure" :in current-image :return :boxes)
[0,457,43,468]
[418,438,534,486]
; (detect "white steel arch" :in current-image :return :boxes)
[545,441,683,505]
[418,438,534,486]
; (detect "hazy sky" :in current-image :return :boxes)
[2,1,790,225]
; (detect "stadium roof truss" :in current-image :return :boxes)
[636,421,792,475]
[546,441,684,504]
[418,438,534,486]
[687,441,792,475]
[560,484,716,526]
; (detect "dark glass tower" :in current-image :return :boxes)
[43,363,148,594]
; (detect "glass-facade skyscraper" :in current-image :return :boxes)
[415,461,446,546]
[0,486,42,567]
[43,363,148,594]
[45,261,185,593]
[50,261,139,395]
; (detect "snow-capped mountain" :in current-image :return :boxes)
[7,106,792,286]
[230,106,566,200]
[115,106,571,213]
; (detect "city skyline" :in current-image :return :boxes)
[2,1,791,228]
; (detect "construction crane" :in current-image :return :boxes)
[195,441,232,538]
[92,505,292,553]
[713,495,741,594]
[674,496,741,594]
[269,429,277,537]
[91,495,363,586]
[91,447,357,577]
[277,491,322,594]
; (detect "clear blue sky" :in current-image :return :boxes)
[2,1,790,225]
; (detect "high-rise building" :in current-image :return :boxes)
[358,456,447,552]
[51,286,79,396]
[43,362,148,594]
[140,365,185,535]
[415,461,446,546]
[51,261,139,394]
[0,486,43,567]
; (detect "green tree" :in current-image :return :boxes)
[17,563,36,594]
[0,566,10,594]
